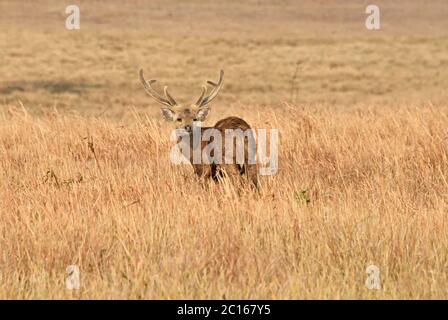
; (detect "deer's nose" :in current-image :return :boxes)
[184,125,192,132]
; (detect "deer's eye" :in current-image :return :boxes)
[176,119,182,122]
[193,118,198,121]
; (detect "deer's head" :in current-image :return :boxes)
[139,69,224,132]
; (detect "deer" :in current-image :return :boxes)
[139,69,258,188]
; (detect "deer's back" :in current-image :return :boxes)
[214,116,252,131]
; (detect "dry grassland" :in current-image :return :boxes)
[0,0,447,299]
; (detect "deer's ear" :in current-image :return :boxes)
[161,108,175,121]
[196,107,210,121]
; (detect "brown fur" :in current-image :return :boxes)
[189,117,258,188]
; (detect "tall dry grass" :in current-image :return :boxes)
[0,102,447,299]
[1,0,448,299]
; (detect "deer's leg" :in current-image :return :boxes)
[246,164,259,189]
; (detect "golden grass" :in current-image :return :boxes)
[1,0,448,299]
[0,102,447,299]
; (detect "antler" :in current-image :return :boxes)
[195,70,224,108]
[139,69,177,107]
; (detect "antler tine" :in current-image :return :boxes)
[196,70,224,108]
[163,86,177,106]
[139,69,177,107]
[195,85,207,106]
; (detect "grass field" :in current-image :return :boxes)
[0,0,448,299]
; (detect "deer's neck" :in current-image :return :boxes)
[181,126,216,177]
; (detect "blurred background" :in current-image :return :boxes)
[0,0,447,118]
